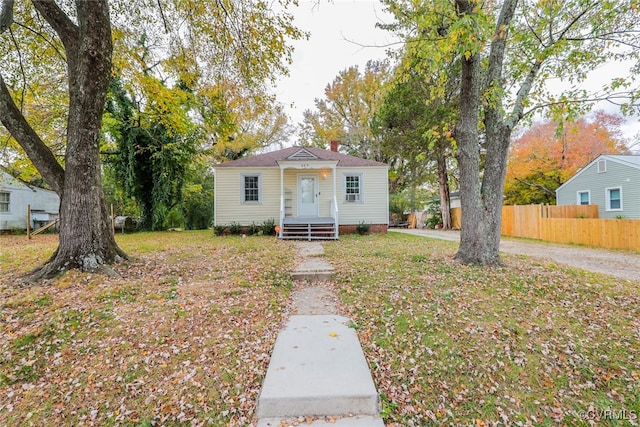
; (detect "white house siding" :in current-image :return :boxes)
[556,157,640,219]
[0,172,60,230]
[215,165,389,226]
[336,166,389,225]
[214,167,281,226]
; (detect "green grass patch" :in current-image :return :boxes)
[325,233,640,426]
[0,231,295,426]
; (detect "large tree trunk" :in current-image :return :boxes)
[0,0,127,280]
[454,0,518,265]
[454,47,488,263]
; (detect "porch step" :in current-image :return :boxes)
[255,315,381,420]
[281,222,337,240]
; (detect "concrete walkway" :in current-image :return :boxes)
[256,242,384,427]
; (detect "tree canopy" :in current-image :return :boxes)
[0,0,304,279]
[504,111,629,204]
[299,60,391,161]
[380,0,640,264]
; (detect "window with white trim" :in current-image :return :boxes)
[344,173,363,203]
[241,174,261,203]
[0,192,9,212]
[577,191,590,205]
[606,187,622,211]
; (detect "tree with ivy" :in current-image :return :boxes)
[374,46,459,229]
[0,0,303,280]
[104,78,199,231]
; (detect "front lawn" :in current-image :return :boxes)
[1,232,638,426]
[0,231,295,426]
[325,233,640,426]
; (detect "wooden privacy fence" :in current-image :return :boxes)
[501,204,599,240]
[451,204,639,251]
[540,218,640,251]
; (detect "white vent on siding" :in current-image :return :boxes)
[597,159,607,173]
[287,149,318,160]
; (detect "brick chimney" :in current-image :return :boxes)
[330,140,338,152]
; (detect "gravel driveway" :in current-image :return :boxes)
[393,228,640,282]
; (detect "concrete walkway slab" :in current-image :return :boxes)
[291,257,334,282]
[291,286,339,315]
[294,241,326,257]
[257,415,385,427]
[255,315,380,419]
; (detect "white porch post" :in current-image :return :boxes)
[332,165,339,239]
[279,166,284,238]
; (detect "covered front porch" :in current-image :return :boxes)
[276,150,339,240]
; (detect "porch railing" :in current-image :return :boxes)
[331,195,339,239]
[279,195,285,238]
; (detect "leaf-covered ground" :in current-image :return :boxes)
[1,232,639,426]
[324,233,640,426]
[0,231,296,426]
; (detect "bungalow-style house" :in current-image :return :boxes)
[0,170,60,231]
[556,154,640,219]
[213,143,389,239]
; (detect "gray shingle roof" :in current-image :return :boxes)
[214,146,388,168]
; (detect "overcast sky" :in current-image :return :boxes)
[273,0,394,142]
[274,0,640,148]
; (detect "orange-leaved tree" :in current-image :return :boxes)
[505,111,629,205]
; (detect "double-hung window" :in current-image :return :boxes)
[577,191,590,205]
[606,187,622,211]
[344,173,363,203]
[241,174,261,203]
[0,192,9,212]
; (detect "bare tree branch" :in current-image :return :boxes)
[0,73,65,194]
[32,0,79,50]
[514,177,556,197]
[14,21,66,61]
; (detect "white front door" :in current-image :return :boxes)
[298,175,318,217]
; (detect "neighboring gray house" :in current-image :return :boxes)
[556,154,640,219]
[0,170,60,231]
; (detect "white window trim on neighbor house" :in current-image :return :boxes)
[0,191,9,212]
[343,172,363,203]
[576,190,590,205]
[605,186,622,211]
[241,173,262,204]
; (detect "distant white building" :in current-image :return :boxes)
[0,170,60,231]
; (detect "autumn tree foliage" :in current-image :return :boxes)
[505,112,629,205]
[299,60,391,161]
[381,0,640,265]
[0,0,303,280]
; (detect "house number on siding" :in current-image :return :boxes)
[299,163,310,168]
